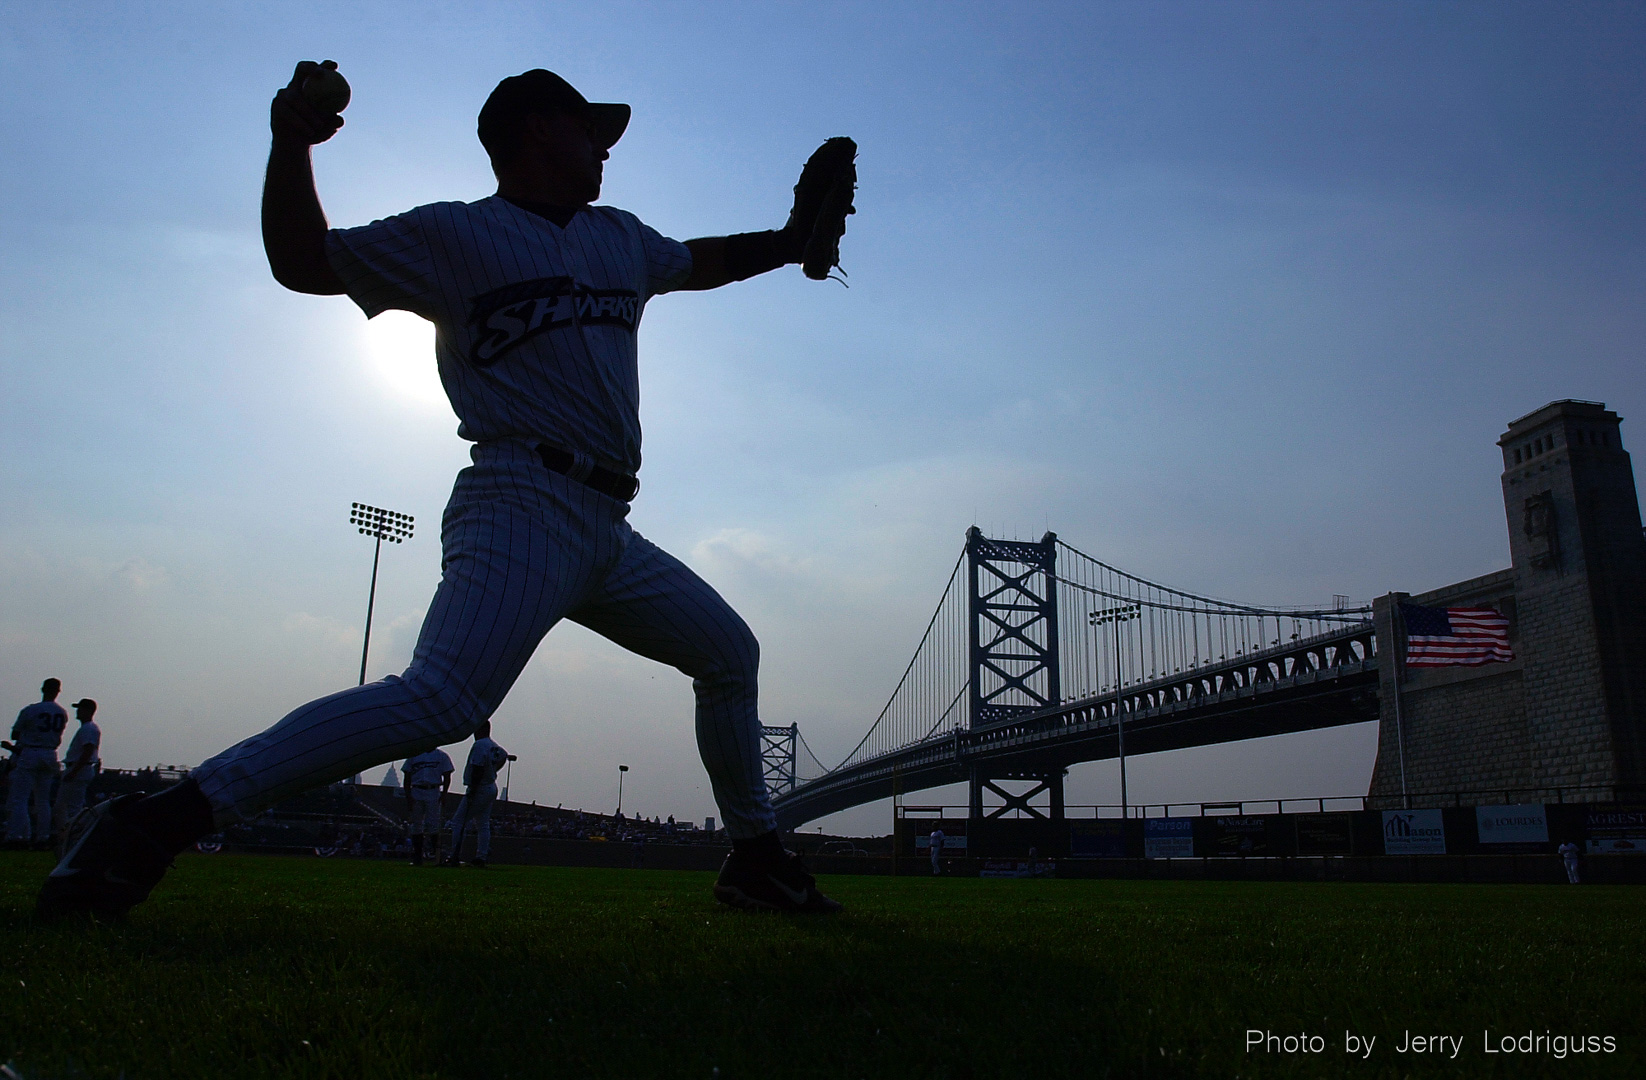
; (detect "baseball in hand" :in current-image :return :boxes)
[302,61,351,114]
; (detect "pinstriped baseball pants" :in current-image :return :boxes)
[447,781,498,859]
[193,442,776,838]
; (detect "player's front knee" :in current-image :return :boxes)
[395,670,495,743]
[442,715,490,744]
[726,619,761,674]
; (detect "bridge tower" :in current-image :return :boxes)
[966,528,1061,725]
[965,528,1067,836]
[759,724,798,797]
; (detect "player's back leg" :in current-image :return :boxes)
[570,531,774,840]
[39,488,609,919]
[572,532,843,914]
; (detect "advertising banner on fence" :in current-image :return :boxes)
[1584,807,1646,855]
[1476,804,1548,845]
[1294,812,1355,856]
[1204,815,1275,857]
[912,820,967,852]
[1382,809,1446,854]
[1069,819,1128,858]
[979,859,1055,878]
[1144,817,1194,858]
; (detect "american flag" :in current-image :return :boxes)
[1400,603,1514,667]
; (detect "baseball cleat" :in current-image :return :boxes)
[468,857,487,868]
[439,855,460,867]
[36,795,174,921]
[713,848,842,914]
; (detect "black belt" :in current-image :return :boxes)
[536,445,640,502]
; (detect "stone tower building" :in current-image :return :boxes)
[1369,400,1646,806]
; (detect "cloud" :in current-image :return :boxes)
[158,226,262,267]
[281,611,357,651]
[690,527,815,581]
[113,557,168,593]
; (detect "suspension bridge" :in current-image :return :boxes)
[762,528,1379,829]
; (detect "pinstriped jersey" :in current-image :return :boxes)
[326,198,693,475]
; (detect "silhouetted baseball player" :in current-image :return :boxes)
[51,698,102,844]
[8,679,67,848]
[401,745,454,865]
[443,721,508,867]
[41,63,854,918]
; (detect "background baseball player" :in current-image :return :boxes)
[929,825,945,876]
[1558,839,1581,884]
[442,721,509,867]
[40,62,854,919]
[51,698,102,845]
[8,679,68,848]
[401,745,454,865]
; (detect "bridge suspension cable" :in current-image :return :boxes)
[794,728,832,781]
[1052,539,1369,707]
[822,548,971,775]
[794,533,1373,784]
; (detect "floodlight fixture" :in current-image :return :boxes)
[350,502,414,543]
[350,502,416,686]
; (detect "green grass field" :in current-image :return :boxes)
[1,852,1640,1079]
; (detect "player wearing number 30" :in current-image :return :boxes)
[39,63,854,918]
[7,679,68,848]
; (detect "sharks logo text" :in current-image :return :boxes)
[467,276,641,367]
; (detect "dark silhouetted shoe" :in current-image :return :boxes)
[713,848,842,913]
[36,796,173,921]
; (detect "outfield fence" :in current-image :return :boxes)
[893,796,1646,865]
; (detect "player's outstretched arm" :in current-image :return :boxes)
[679,231,807,291]
[678,236,736,291]
[262,61,347,296]
[675,226,805,291]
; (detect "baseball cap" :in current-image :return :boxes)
[72,698,96,710]
[478,69,631,157]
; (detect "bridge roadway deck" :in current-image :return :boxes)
[774,625,1380,828]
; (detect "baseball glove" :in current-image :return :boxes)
[784,137,857,282]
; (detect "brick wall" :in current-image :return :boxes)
[1370,572,1536,805]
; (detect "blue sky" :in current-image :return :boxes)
[3,1,1642,834]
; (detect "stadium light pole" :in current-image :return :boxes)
[1090,603,1140,819]
[349,503,414,686]
[616,764,629,817]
